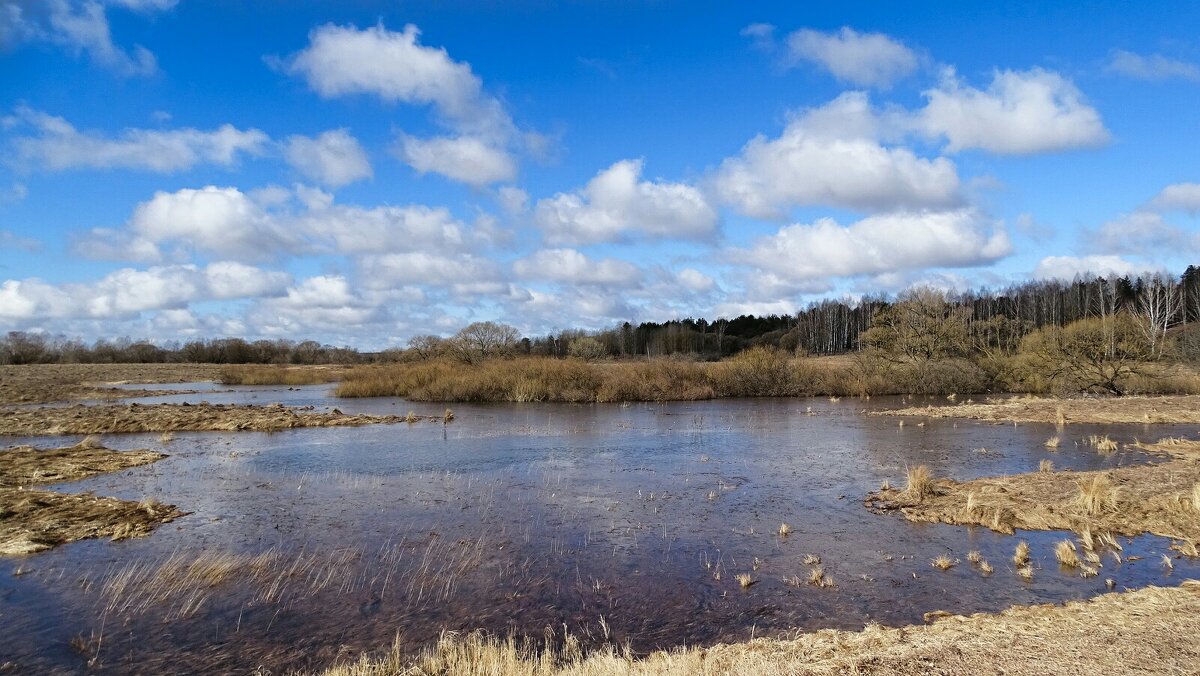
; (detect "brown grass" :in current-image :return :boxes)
[931,554,957,570]
[0,488,182,556]
[0,402,421,435]
[0,363,223,404]
[218,364,346,385]
[867,438,1200,554]
[878,395,1200,425]
[1039,459,1054,473]
[0,442,165,487]
[315,582,1200,676]
[1055,540,1079,568]
[1013,541,1030,567]
[902,465,936,502]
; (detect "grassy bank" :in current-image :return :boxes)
[217,364,348,386]
[881,394,1200,424]
[317,581,1200,675]
[334,350,994,401]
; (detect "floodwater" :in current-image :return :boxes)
[3,387,1199,674]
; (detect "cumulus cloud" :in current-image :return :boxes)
[9,107,269,172]
[513,248,640,286]
[732,209,1010,284]
[712,92,962,217]
[357,252,500,290]
[534,159,718,245]
[1,0,165,76]
[1107,50,1200,82]
[252,275,389,332]
[914,68,1109,154]
[282,23,512,136]
[283,129,372,188]
[1033,255,1154,281]
[280,22,530,186]
[785,26,918,88]
[394,134,516,186]
[676,268,715,293]
[0,262,290,321]
[1148,183,1200,214]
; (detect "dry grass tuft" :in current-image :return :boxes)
[802,554,820,566]
[1088,435,1119,453]
[931,555,957,570]
[1039,459,1055,473]
[1016,565,1034,580]
[218,365,344,386]
[979,560,994,575]
[735,573,755,588]
[966,550,982,564]
[1076,474,1120,516]
[778,523,792,536]
[903,465,937,502]
[1013,541,1031,567]
[1044,435,1061,449]
[1055,540,1079,568]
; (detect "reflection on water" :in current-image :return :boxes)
[2,389,1199,674]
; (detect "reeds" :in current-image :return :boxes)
[1044,436,1060,449]
[1076,475,1120,515]
[1013,541,1030,567]
[903,465,936,502]
[1088,435,1119,453]
[931,555,957,570]
[1039,459,1054,473]
[736,573,755,588]
[778,523,792,536]
[1055,540,1079,568]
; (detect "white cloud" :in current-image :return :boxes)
[534,159,718,245]
[1090,211,1192,256]
[1148,183,1200,214]
[358,252,500,289]
[676,268,715,293]
[785,26,918,88]
[513,248,640,286]
[1107,50,1200,82]
[253,275,389,331]
[282,22,513,139]
[395,134,516,186]
[496,185,529,214]
[1,0,163,76]
[125,185,301,260]
[284,129,372,188]
[712,92,962,217]
[732,209,1010,284]
[11,107,269,172]
[1033,255,1154,281]
[0,262,290,320]
[915,68,1109,154]
[0,229,40,252]
[299,203,469,255]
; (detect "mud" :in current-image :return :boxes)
[0,363,224,404]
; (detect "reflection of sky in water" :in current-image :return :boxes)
[2,389,1199,674]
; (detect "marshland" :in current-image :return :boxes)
[3,368,1200,673]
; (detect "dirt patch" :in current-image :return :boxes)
[0,442,166,487]
[318,581,1200,675]
[0,403,426,435]
[866,439,1200,552]
[0,489,183,556]
[878,394,1200,424]
[0,363,224,404]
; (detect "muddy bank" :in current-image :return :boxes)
[319,581,1200,675]
[879,394,1200,424]
[866,439,1200,553]
[0,403,424,435]
[0,363,224,404]
[0,441,165,487]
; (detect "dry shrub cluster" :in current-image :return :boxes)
[335,350,991,402]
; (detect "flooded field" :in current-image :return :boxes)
[3,385,1199,674]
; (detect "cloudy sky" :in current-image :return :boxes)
[1,1,1198,348]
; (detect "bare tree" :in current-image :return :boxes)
[406,335,445,361]
[450,322,521,363]
[1136,273,1182,358]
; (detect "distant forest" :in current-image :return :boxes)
[3,266,1200,365]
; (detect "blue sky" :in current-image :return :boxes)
[2,1,1198,348]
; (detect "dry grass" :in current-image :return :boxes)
[0,488,182,556]
[0,442,165,487]
[966,550,982,564]
[0,363,223,404]
[218,364,346,386]
[316,582,1200,676]
[878,395,1200,425]
[1044,435,1061,449]
[1088,434,1119,453]
[0,402,420,435]
[1039,459,1054,473]
[867,437,1200,554]
[902,465,936,502]
[930,555,957,570]
[978,560,994,575]
[777,523,792,536]
[1013,541,1030,567]
[735,573,754,588]
[1055,540,1079,568]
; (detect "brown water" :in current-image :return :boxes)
[2,387,1198,674]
